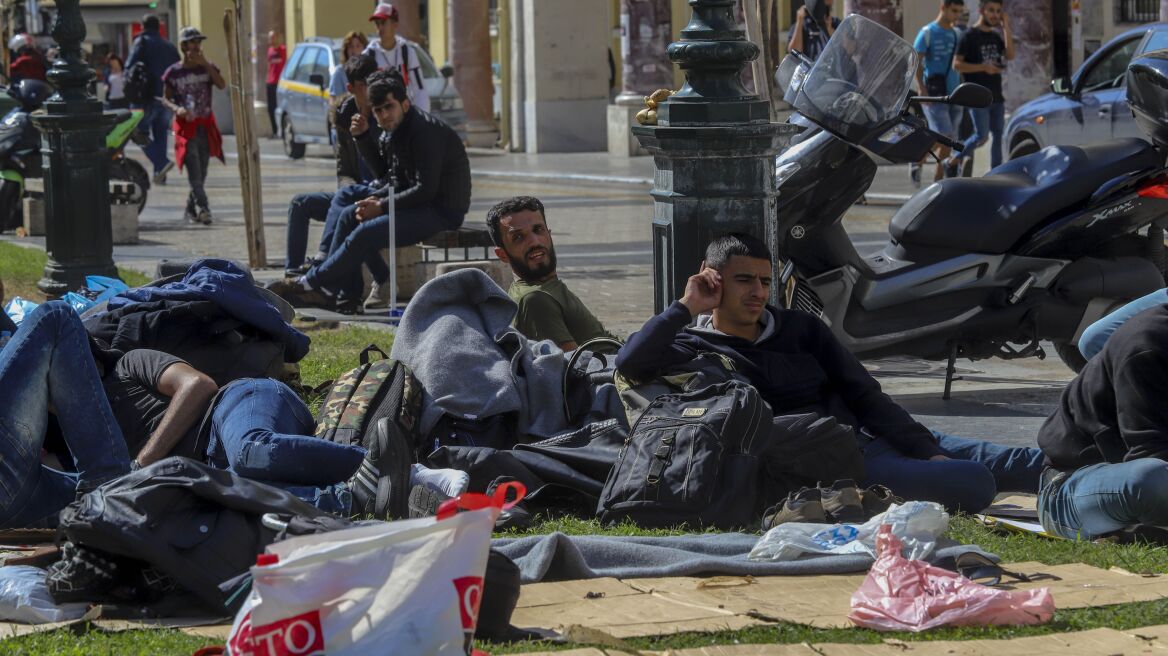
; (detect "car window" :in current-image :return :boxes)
[1140,29,1168,54]
[292,47,317,82]
[1081,38,1141,92]
[283,46,305,81]
[310,47,330,79]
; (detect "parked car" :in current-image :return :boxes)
[276,36,467,159]
[1005,23,1168,160]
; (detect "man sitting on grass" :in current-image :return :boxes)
[487,196,619,351]
[615,233,1044,512]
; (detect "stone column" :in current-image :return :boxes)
[32,0,119,296]
[396,0,423,43]
[633,0,798,311]
[1162,0,1168,22]
[844,0,903,35]
[609,0,672,156]
[252,0,283,138]
[450,0,496,147]
[1003,0,1052,113]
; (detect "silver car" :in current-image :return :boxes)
[276,36,466,159]
[1005,24,1168,159]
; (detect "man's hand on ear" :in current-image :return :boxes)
[680,267,723,317]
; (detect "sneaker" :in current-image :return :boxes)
[860,484,900,519]
[820,479,866,524]
[350,417,413,519]
[265,278,336,310]
[183,207,198,224]
[196,207,212,225]
[285,255,325,278]
[364,280,391,310]
[408,483,451,519]
[152,160,174,185]
[909,162,922,188]
[760,487,827,531]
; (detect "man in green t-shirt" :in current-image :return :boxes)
[487,196,618,351]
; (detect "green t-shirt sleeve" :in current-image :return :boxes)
[514,290,575,345]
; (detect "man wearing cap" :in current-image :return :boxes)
[160,27,226,226]
[364,3,430,114]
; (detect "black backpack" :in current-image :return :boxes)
[123,60,153,104]
[598,355,773,529]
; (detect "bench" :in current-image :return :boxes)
[420,226,495,262]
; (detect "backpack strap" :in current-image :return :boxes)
[359,343,389,366]
[562,337,624,424]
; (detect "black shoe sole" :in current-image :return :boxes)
[351,417,411,520]
[407,484,451,519]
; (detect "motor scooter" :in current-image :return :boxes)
[774,16,1168,396]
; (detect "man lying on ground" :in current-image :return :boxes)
[615,233,1044,512]
[1038,302,1168,539]
[269,69,471,312]
[487,196,619,351]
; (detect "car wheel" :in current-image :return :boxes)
[283,117,305,160]
[1009,137,1040,160]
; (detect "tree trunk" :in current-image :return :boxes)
[615,0,673,104]
[1002,0,1052,113]
[844,0,904,35]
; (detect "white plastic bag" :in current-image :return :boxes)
[748,501,949,562]
[225,482,524,656]
[0,566,88,624]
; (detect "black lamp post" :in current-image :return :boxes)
[31,0,120,297]
[632,0,799,312]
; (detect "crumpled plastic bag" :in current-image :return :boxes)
[0,566,88,624]
[85,275,129,302]
[4,297,39,326]
[749,501,949,562]
[848,524,1055,631]
[61,292,96,314]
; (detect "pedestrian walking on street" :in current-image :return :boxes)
[364,3,431,114]
[266,30,287,137]
[913,0,965,182]
[951,0,1013,171]
[126,14,181,185]
[161,27,227,226]
[104,54,128,109]
[787,0,839,62]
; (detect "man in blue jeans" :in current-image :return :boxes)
[126,13,180,184]
[952,0,1013,171]
[1037,303,1168,540]
[616,234,1043,512]
[913,0,965,183]
[1078,288,1168,361]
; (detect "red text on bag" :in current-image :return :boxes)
[229,609,325,656]
[453,576,484,631]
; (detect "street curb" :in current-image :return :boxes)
[469,169,654,187]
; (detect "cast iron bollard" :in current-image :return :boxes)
[633,0,799,312]
[31,0,120,297]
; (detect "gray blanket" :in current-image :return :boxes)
[491,532,995,583]
[390,269,622,439]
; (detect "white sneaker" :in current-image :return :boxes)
[184,207,198,223]
[364,280,391,309]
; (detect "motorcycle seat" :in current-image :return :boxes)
[889,139,1162,255]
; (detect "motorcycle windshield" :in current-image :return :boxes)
[793,15,917,142]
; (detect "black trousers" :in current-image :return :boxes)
[266,83,278,135]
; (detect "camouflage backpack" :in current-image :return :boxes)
[314,345,421,454]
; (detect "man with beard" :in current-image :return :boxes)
[488,196,617,351]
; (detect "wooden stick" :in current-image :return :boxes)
[743,0,777,122]
[224,1,267,268]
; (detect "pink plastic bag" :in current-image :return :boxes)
[848,525,1055,632]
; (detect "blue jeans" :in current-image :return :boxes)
[286,192,334,269]
[1078,288,1168,361]
[0,302,131,528]
[1039,459,1168,540]
[960,102,1006,169]
[861,432,1043,513]
[206,379,365,513]
[922,103,964,141]
[309,204,465,299]
[137,101,173,175]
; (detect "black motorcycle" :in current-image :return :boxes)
[774,16,1168,395]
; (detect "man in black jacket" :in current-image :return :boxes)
[269,70,470,310]
[1036,303,1168,539]
[616,233,1043,512]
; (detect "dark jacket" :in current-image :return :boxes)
[125,28,180,104]
[616,301,945,459]
[335,95,383,184]
[1038,303,1168,472]
[355,106,471,216]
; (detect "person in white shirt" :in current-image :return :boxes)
[364,2,430,114]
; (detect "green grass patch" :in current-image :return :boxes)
[0,241,150,303]
[0,626,217,655]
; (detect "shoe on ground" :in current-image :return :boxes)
[485,476,536,531]
[196,207,212,225]
[820,479,866,524]
[264,278,336,310]
[408,483,451,519]
[183,207,198,224]
[364,280,391,310]
[350,417,413,520]
[284,255,324,278]
[761,486,827,531]
[152,160,174,185]
[860,484,900,519]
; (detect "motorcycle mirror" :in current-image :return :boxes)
[946,83,993,109]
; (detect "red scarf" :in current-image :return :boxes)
[173,113,225,171]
